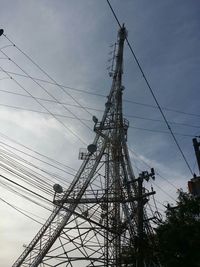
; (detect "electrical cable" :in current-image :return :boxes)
[1,35,94,121]
[106,0,193,176]
[0,140,75,177]
[0,69,105,97]
[0,196,43,225]
[0,174,52,203]
[0,150,71,197]
[0,24,187,239]
[0,131,77,173]
[0,65,87,145]
[0,88,200,130]
[0,141,71,190]
[0,180,52,211]
[1,70,200,120]
[128,145,178,190]
[129,126,194,138]
[0,100,196,138]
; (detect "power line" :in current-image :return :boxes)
[129,148,177,204]
[129,126,194,138]
[0,100,196,138]
[2,7,194,175]
[0,140,75,177]
[0,88,200,130]
[0,96,196,138]
[0,69,106,97]
[0,180,51,211]
[0,102,91,121]
[0,131,77,173]
[125,98,200,119]
[0,196,43,225]
[0,65,87,144]
[0,145,70,193]
[106,0,193,176]
[128,146,178,190]
[1,69,200,120]
[0,173,52,203]
[1,35,94,122]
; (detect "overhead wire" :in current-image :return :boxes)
[129,126,194,138]
[0,20,191,232]
[0,131,77,173]
[0,140,75,178]
[0,95,197,138]
[0,136,166,230]
[0,32,198,160]
[0,37,188,221]
[0,179,52,211]
[0,140,76,197]
[106,0,193,176]
[0,104,194,138]
[0,152,71,198]
[0,87,199,131]
[1,69,200,120]
[0,69,106,97]
[1,135,112,221]
[2,35,96,118]
[0,65,87,144]
[0,196,44,225]
[128,146,178,190]
[0,147,59,197]
[0,159,53,197]
[0,174,52,204]
[128,146,178,205]
[1,34,95,127]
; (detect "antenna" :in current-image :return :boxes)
[12,25,158,267]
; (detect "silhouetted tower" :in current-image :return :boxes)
[12,26,156,267]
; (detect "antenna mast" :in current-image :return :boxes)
[12,25,157,267]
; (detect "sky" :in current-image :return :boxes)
[0,0,200,266]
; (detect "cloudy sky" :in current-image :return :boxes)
[0,0,200,265]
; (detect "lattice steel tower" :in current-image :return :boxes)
[13,26,157,267]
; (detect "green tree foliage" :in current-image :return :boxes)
[156,191,200,267]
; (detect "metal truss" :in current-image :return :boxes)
[12,26,156,267]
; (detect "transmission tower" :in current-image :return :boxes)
[12,26,158,267]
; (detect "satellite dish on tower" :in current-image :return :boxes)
[92,116,98,124]
[87,144,97,153]
[0,29,4,36]
[53,184,63,194]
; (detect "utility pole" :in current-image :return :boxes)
[136,169,155,267]
[188,137,200,196]
[193,137,200,174]
[137,175,144,267]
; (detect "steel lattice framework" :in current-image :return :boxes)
[12,26,157,267]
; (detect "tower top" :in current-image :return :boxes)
[118,24,127,41]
